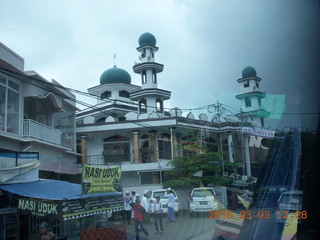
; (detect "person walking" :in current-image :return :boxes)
[133,200,150,240]
[153,196,163,234]
[141,190,151,224]
[124,191,133,224]
[164,187,175,222]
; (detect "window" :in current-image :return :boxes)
[152,70,157,83]
[0,75,20,134]
[139,99,147,113]
[156,98,163,113]
[158,133,171,159]
[245,97,252,107]
[141,49,146,58]
[244,80,249,88]
[141,172,160,184]
[101,91,111,99]
[142,70,147,84]
[119,90,129,98]
[103,135,130,163]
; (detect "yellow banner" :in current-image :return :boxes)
[82,165,121,194]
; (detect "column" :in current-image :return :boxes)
[228,133,234,163]
[81,135,87,164]
[133,130,140,164]
[244,135,251,177]
[170,127,176,159]
[149,130,157,163]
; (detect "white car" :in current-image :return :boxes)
[189,187,218,216]
[276,190,302,223]
[148,189,179,215]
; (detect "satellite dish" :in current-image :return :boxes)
[147,56,152,61]
[211,116,219,123]
[224,115,240,122]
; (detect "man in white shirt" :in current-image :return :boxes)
[124,191,132,224]
[164,187,175,222]
[141,190,151,224]
[153,196,163,233]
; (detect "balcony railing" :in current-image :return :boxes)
[23,119,62,145]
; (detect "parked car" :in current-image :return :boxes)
[254,185,289,208]
[276,190,303,223]
[189,187,218,217]
[148,189,179,215]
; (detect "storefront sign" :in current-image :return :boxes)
[61,195,124,219]
[82,165,122,194]
[18,198,59,217]
[241,127,275,138]
[223,172,257,184]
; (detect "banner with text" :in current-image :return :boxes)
[82,165,122,194]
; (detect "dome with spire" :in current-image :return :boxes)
[242,66,257,78]
[100,66,131,85]
[138,32,157,47]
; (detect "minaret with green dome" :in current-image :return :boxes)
[131,32,171,115]
[235,66,270,127]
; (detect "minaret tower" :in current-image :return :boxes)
[236,66,270,127]
[130,32,171,115]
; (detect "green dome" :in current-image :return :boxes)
[242,66,257,78]
[138,32,156,47]
[100,66,131,85]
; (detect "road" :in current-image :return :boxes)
[125,211,216,240]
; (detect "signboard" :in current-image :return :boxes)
[223,172,257,184]
[82,165,122,194]
[61,195,124,219]
[18,198,59,218]
[241,127,275,138]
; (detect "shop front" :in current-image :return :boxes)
[0,179,126,240]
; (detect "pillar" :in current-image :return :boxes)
[170,127,176,159]
[133,131,140,164]
[81,135,87,164]
[149,130,157,163]
[228,133,234,163]
[244,135,251,177]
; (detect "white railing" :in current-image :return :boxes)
[23,119,62,145]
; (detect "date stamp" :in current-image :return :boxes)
[208,210,308,220]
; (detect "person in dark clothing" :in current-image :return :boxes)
[133,200,150,240]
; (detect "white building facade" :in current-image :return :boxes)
[0,42,79,184]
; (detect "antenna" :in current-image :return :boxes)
[113,53,117,66]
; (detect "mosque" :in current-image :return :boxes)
[76,32,272,193]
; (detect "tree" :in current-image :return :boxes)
[164,152,230,188]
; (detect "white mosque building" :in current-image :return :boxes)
[76,32,272,193]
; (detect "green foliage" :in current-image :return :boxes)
[164,152,229,188]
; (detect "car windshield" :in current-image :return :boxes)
[193,189,214,197]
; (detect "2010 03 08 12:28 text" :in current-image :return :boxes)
[208,210,308,220]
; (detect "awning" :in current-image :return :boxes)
[0,179,124,220]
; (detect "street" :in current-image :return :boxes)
[125,211,216,240]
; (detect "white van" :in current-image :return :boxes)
[189,187,218,216]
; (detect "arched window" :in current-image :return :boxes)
[101,91,111,99]
[139,99,147,113]
[156,98,163,113]
[142,70,147,84]
[152,70,157,83]
[119,90,130,98]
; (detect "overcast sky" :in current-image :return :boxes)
[1,0,319,129]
